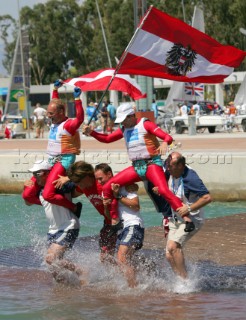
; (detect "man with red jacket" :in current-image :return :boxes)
[23,80,84,217]
[83,103,184,224]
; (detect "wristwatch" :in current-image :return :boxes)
[115,194,123,200]
[187,204,191,213]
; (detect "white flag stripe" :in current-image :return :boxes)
[128,29,233,78]
[66,70,143,91]
[67,70,115,84]
[65,78,78,86]
[64,69,146,100]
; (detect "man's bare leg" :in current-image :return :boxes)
[46,243,86,283]
[117,245,137,288]
[100,248,116,264]
[166,240,187,279]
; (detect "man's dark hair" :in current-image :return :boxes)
[167,153,186,167]
[67,161,94,183]
[94,163,113,175]
[176,155,186,166]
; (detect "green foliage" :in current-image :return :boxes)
[0,0,245,83]
[0,14,18,73]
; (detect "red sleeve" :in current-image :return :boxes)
[144,120,173,144]
[52,89,59,99]
[22,176,42,206]
[90,128,123,143]
[64,99,84,135]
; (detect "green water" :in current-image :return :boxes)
[0,194,245,250]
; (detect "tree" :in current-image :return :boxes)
[0,0,245,82]
[0,15,18,74]
[20,0,94,84]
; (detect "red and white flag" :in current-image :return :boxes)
[117,6,246,83]
[64,69,146,100]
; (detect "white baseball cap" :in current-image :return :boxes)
[114,103,135,123]
[28,160,52,172]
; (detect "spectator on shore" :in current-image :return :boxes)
[107,100,116,133]
[33,103,46,138]
[151,99,158,121]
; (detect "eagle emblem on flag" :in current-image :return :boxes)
[165,43,197,76]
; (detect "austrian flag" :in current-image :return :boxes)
[117,6,246,83]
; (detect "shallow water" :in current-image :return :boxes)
[1,195,246,319]
[1,254,246,320]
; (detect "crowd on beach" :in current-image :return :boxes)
[22,80,212,288]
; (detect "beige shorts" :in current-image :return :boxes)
[167,217,203,247]
[35,119,45,129]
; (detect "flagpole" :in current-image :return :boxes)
[114,5,153,74]
[87,5,153,125]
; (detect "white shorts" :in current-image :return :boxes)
[167,217,203,247]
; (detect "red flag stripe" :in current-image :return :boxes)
[127,29,234,77]
[141,7,245,66]
[120,52,230,83]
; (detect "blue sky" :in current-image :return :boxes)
[0,0,47,19]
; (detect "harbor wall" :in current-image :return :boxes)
[0,150,245,201]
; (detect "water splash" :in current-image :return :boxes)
[1,239,246,294]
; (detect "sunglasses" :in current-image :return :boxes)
[33,171,45,177]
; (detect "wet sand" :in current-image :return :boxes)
[144,213,246,266]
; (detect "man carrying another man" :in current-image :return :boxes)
[151,152,212,278]
[56,161,144,287]
[23,160,84,284]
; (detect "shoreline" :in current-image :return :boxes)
[144,213,246,266]
[1,183,246,202]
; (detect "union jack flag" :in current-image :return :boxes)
[184,82,204,100]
